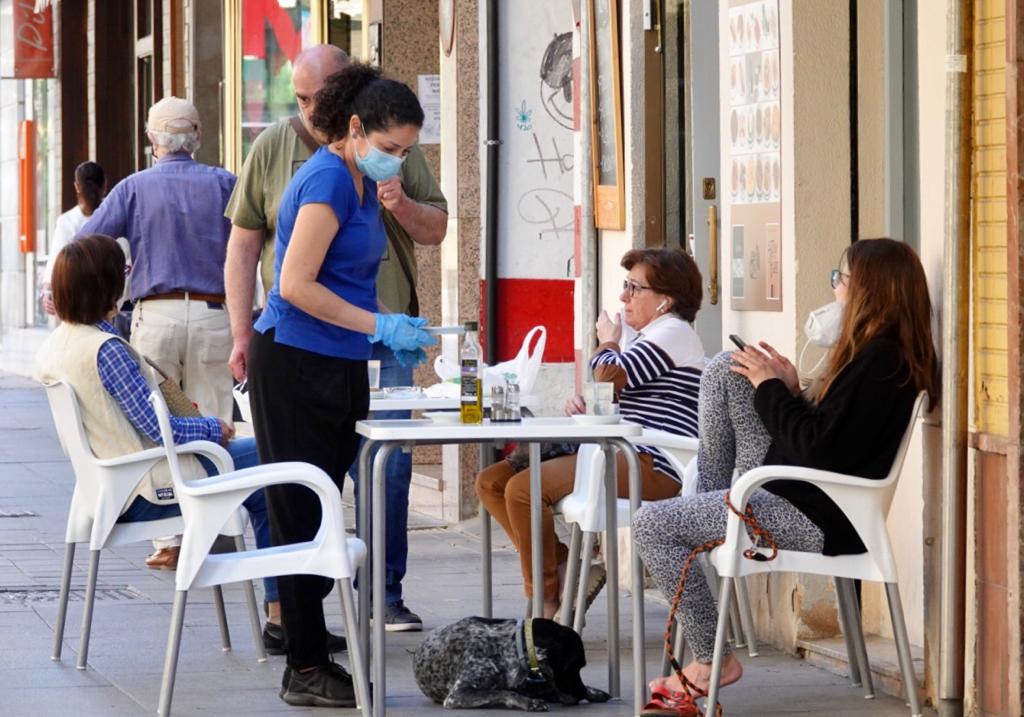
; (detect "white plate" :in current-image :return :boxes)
[382,386,423,399]
[571,414,622,425]
[423,410,461,424]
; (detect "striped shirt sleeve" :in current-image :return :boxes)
[96,338,221,446]
[590,339,675,390]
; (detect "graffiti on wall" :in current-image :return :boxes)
[500,16,577,279]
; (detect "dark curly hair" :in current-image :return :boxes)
[310,62,425,142]
[620,247,703,323]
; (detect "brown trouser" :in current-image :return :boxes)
[475,450,680,601]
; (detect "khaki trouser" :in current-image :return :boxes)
[130,298,234,423]
[475,451,680,601]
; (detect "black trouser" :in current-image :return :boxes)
[247,328,369,670]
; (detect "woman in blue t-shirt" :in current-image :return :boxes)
[246,62,435,707]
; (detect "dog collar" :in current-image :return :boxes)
[515,619,541,674]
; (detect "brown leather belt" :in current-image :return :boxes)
[141,292,227,303]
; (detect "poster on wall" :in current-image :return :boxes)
[726,0,782,311]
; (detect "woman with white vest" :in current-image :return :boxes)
[33,235,291,640]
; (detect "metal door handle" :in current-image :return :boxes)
[707,205,719,305]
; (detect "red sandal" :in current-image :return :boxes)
[639,689,701,717]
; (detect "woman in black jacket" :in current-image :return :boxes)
[633,238,938,705]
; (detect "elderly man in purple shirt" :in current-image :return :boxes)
[78,96,237,425]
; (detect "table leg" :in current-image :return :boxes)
[356,440,374,662]
[603,442,620,697]
[529,442,544,619]
[479,444,492,617]
[612,438,644,715]
[372,443,397,717]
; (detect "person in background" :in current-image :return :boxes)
[77,97,236,425]
[42,161,106,316]
[246,63,435,707]
[633,238,939,711]
[475,248,705,621]
[225,43,448,633]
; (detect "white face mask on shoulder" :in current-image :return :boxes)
[804,301,844,348]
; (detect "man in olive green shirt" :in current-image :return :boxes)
[224,44,447,635]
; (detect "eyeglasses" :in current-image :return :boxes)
[622,279,653,298]
[829,269,849,289]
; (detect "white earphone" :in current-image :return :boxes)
[656,299,668,312]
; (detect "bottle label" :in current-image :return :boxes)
[460,360,479,402]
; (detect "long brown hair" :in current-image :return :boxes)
[819,238,938,405]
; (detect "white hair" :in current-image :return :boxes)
[146,129,201,154]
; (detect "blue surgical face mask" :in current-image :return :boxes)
[353,122,405,181]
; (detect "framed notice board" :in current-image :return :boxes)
[726,0,782,311]
[590,0,625,230]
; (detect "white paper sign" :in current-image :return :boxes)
[417,74,441,145]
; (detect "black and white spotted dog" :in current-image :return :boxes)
[413,617,610,711]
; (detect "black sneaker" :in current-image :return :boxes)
[383,601,423,632]
[280,662,356,708]
[263,622,347,655]
[279,666,290,698]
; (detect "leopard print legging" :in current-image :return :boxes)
[633,352,825,662]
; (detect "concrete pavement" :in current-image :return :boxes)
[0,370,931,716]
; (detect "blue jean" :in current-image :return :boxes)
[118,437,278,602]
[348,342,413,605]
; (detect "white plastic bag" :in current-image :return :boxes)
[433,325,547,394]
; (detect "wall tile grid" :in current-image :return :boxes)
[972,4,1009,438]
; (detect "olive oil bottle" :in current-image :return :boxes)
[459,321,483,424]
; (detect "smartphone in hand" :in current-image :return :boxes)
[728,334,747,350]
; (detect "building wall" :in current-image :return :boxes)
[856,1,929,650]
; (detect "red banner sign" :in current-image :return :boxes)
[8,2,55,79]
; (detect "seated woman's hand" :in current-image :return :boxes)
[564,394,587,416]
[217,419,236,446]
[730,345,792,389]
[756,341,800,396]
[596,310,622,345]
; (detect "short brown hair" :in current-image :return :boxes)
[620,248,703,322]
[51,234,125,325]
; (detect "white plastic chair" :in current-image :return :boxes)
[42,381,265,670]
[554,430,699,632]
[702,392,928,716]
[148,390,370,717]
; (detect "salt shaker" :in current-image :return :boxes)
[491,385,505,422]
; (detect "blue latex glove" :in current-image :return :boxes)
[394,348,428,368]
[369,313,436,352]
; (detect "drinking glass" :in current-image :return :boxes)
[367,360,381,390]
[585,381,615,416]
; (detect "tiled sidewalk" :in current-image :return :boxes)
[0,371,930,716]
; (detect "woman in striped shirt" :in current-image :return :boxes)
[476,248,704,620]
